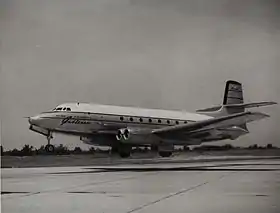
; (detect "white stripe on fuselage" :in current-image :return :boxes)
[31,103,214,137]
[51,103,212,121]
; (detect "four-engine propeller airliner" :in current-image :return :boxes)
[28,80,277,158]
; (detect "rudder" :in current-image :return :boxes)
[223,80,244,105]
[223,80,247,130]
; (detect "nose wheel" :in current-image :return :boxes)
[45,144,55,153]
[45,133,55,153]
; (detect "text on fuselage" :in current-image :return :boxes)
[60,116,91,125]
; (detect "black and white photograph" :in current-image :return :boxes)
[1,0,280,212]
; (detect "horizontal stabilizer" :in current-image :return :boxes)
[196,106,222,113]
[196,101,277,113]
[224,101,277,109]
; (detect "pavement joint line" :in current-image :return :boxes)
[125,172,234,213]
[1,171,160,200]
[125,181,210,213]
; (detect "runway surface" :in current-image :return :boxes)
[2,157,280,213]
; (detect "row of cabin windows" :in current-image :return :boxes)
[119,116,187,125]
[52,109,186,124]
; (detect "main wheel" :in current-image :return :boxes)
[159,151,172,157]
[118,143,132,158]
[151,145,158,152]
[45,144,55,153]
[119,151,131,158]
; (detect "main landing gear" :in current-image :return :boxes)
[45,133,55,153]
[114,143,173,158]
[158,143,173,158]
[118,143,132,158]
[113,143,131,158]
[158,151,172,157]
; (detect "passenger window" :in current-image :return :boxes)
[57,108,62,111]
[67,108,71,111]
[184,121,187,124]
[120,116,124,121]
[176,121,179,125]
[130,117,133,122]
[139,118,143,122]
[158,119,161,123]
[149,118,152,123]
[167,120,170,124]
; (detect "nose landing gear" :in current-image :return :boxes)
[45,133,55,153]
[45,144,55,153]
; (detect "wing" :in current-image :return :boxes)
[152,111,269,136]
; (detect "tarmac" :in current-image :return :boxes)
[1,156,280,213]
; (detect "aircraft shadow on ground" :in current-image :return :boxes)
[49,163,280,175]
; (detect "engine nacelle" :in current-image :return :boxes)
[115,128,158,145]
[116,128,132,141]
[116,128,127,140]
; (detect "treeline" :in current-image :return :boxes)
[0,144,96,156]
[189,143,278,152]
[0,143,278,157]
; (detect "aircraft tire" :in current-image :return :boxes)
[151,145,158,152]
[159,151,172,157]
[45,144,55,153]
[119,151,131,158]
[118,143,132,158]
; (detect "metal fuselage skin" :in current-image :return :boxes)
[28,103,246,147]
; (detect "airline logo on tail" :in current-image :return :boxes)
[229,84,242,92]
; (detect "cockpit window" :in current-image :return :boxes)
[53,107,71,111]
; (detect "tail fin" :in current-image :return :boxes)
[196,80,277,131]
[223,80,245,114]
[223,80,244,105]
[196,80,277,116]
[197,80,245,115]
[222,80,247,130]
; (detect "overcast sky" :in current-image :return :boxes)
[1,0,279,150]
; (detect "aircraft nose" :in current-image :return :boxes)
[28,115,41,125]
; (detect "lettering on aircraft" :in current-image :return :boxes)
[60,116,91,125]
[229,84,242,92]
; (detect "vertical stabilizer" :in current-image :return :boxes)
[223,80,244,105]
[196,80,247,131]
[196,80,276,117]
[223,80,247,130]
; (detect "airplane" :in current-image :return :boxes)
[28,80,277,158]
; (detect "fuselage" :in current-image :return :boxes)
[28,102,244,147]
[30,103,212,131]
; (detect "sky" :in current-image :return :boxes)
[0,0,279,150]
